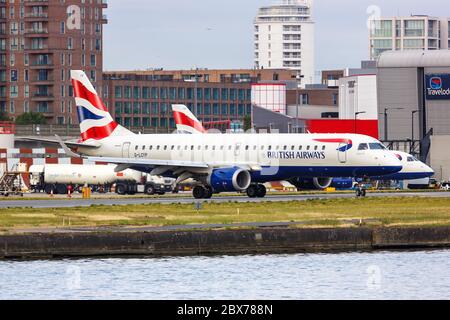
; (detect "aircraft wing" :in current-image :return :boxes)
[19,137,101,149]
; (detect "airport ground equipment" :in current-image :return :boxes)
[29,164,174,196]
[0,163,26,197]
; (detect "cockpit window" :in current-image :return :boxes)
[358,143,369,151]
[407,157,415,162]
[369,143,386,150]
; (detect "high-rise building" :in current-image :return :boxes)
[254,0,315,85]
[369,15,450,60]
[0,0,107,125]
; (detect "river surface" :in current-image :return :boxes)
[0,250,449,300]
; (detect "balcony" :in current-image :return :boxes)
[101,14,108,24]
[24,0,49,5]
[24,12,49,21]
[33,76,54,85]
[32,92,54,101]
[25,28,49,37]
[30,61,53,69]
[25,45,50,53]
[101,0,108,9]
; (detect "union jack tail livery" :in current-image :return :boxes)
[172,104,206,134]
[71,70,134,141]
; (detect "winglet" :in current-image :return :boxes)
[55,135,82,158]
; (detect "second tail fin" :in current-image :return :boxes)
[172,104,206,134]
[71,70,134,141]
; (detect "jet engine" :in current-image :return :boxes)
[289,177,333,190]
[207,167,252,193]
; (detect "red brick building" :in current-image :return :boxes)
[0,0,107,125]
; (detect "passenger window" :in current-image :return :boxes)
[322,146,326,151]
[157,146,160,150]
[177,146,181,151]
[212,146,216,151]
[307,146,310,151]
[184,146,188,150]
[198,146,201,150]
[150,146,153,150]
[358,143,369,151]
[268,146,272,151]
[245,146,249,151]
[228,146,232,150]
[299,146,303,150]
[291,146,295,150]
[220,146,224,150]
[142,146,146,151]
[205,145,209,150]
[164,146,167,150]
[171,146,175,150]
[314,146,318,151]
[135,145,138,150]
[283,146,287,150]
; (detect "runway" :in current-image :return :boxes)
[0,191,449,209]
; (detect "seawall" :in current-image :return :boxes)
[1,226,449,259]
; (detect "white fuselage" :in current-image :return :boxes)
[78,133,402,182]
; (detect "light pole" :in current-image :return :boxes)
[411,110,419,154]
[354,111,366,134]
[383,107,404,141]
[292,72,304,133]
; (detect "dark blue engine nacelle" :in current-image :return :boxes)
[289,177,333,190]
[208,167,252,193]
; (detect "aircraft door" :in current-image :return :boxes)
[338,142,348,163]
[122,142,131,158]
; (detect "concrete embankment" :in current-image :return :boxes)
[0,226,449,259]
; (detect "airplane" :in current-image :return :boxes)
[53,70,403,200]
[171,105,434,188]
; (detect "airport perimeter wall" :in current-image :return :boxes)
[1,226,449,259]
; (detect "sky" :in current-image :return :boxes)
[103,0,449,73]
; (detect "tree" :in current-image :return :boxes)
[0,111,10,122]
[243,114,252,132]
[15,112,47,125]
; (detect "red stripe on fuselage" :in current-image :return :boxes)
[72,79,108,112]
[81,121,118,141]
[173,111,206,133]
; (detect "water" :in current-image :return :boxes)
[0,250,449,300]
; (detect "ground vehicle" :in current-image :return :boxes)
[29,164,173,195]
[441,182,450,191]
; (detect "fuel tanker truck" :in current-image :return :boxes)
[29,164,174,195]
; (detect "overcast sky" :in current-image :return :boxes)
[103,0,449,73]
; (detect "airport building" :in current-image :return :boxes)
[102,69,296,131]
[0,0,108,125]
[377,50,450,181]
[369,15,450,60]
[254,0,315,85]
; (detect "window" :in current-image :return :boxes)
[358,143,369,151]
[369,143,386,150]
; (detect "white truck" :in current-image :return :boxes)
[29,164,174,196]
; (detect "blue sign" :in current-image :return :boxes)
[426,74,450,100]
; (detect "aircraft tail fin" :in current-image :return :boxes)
[172,104,206,134]
[71,70,134,141]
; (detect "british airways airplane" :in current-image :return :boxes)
[54,71,402,199]
[172,105,434,189]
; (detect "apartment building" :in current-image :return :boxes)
[0,0,107,124]
[254,0,315,85]
[369,15,450,60]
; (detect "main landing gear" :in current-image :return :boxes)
[246,184,267,198]
[355,185,367,198]
[193,185,213,199]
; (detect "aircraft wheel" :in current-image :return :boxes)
[246,185,258,198]
[204,187,213,199]
[256,184,267,198]
[193,186,206,199]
